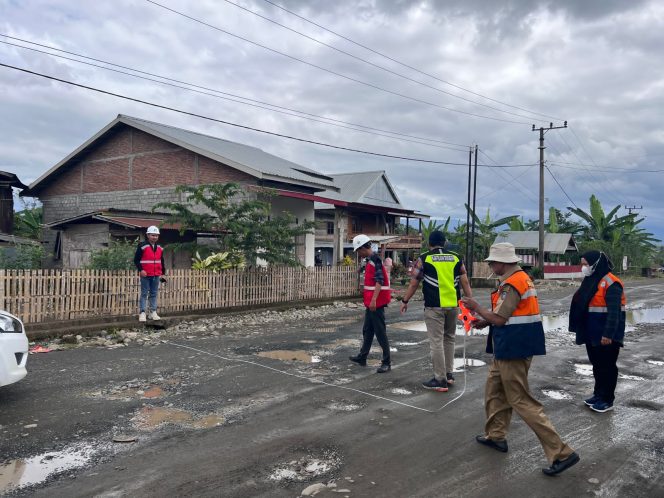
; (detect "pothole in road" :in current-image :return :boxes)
[574,363,646,381]
[268,451,341,482]
[390,388,413,395]
[87,378,181,401]
[390,321,488,336]
[542,389,572,400]
[132,406,225,430]
[328,402,363,412]
[544,307,664,333]
[257,350,322,363]
[0,445,94,493]
[452,358,486,372]
[625,399,663,411]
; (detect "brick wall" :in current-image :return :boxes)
[39,125,254,198]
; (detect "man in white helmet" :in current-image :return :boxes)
[134,225,166,322]
[348,234,392,373]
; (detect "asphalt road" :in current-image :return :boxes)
[1,279,663,497]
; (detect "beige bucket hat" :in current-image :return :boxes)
[485,242,521,263]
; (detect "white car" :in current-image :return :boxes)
[0,310,28,387]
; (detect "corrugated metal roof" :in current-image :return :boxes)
[493,231,577,254]
[314,171,403,209]
[27,115,336,194]
[119,116,335,190]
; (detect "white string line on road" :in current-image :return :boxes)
[163,334,471,414]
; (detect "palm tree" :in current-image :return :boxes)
[466,205,519,260]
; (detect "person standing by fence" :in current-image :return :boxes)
[349,234,392,373]
[134,225,166,322]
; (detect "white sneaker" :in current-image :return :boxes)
[149,311,161,321]
[139,312,147,322]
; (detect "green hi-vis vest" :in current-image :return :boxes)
[421,249,461,308]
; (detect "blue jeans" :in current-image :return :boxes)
[140,276,160,313]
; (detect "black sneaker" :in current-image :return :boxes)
[446,372,455,385]
[349,355,367,367]
[376,364,391,374]
[422,377,449,392]
[584,395,601,406]
[542,452,580,476]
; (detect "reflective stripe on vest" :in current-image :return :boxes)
[423,251,460,308]
[588,273,626,309]
[487,270,546,359]
[363,258,391,308]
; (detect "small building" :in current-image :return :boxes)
[22,115,338,268]
[0,171,28,235]
[314,171,427,265]
[492,231,581,278]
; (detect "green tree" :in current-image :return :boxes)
[13,200,42,240]
[420,218,450,251]
[155,183,315,267]
[466,205,519,260]
[568,195,634,241]
[86,239,137,270]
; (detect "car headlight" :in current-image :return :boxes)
[0,314,23,333]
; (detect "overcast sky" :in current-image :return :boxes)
[1,0,663,239]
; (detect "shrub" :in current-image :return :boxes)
[87,239,137,270]
[0,244,44,269]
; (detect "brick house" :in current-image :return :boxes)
[23,115,337,269]
[313,171,427,266]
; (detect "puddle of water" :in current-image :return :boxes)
[390,388,413,395]
[575,363,593,376]
[542,314,570,332]
[452,358,486,372]
[269,456,337,482]
[646,360,664,366]
[395,341,427,346]
[0,447,93,492]
[133,406,225,430]
[390,321,488,336]
[542,389,572,400]
[328,402,361,411]
[544,307,664,333]
[142,386,163,399]
[257,350,321,363]
[619,373,646,381]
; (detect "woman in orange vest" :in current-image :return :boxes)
[569,251,626,413]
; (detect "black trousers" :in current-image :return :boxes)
[586,342,621,403]
[359,307,390,365]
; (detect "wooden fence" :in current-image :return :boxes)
[0,267,361,324]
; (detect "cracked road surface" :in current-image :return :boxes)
[1,280,663,497]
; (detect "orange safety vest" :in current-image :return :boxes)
[584,272,626,344]
[488,270,546,359]
[363,258,391,308]
[139,243,164,277]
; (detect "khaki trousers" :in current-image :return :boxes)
[485,358,575,463]
[424,307,457,381]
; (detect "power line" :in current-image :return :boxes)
[548,162,664,173]
[145,0,531,125]
[0,62,540,168]
[0,35,468,151]
[477,148,537,203]
[545,165,579,209]
[220,0,550,123]
[259,0,562,121]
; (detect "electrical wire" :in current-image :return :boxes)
[477,149,538,203]
[0,62,539,168]
[145,0,532,125]
[220,0,551,123]
[0,36,468,152]
[259,0,562,121]
[548,162,664,173]
[545,165,579,209]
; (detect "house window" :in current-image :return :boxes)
[352,218,362,233]
[327,222,334,235]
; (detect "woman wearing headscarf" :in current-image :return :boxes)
[568,251,626,413]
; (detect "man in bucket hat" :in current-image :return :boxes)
[462,243,580,476]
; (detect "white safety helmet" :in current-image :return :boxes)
[146,225,160,235]
[352,234,371,252]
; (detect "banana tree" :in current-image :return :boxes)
[465,205,519,260]
[568,195,635,242]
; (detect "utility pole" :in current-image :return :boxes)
[625,205,642,215]
[469,144,478,278]
[465,147,473,268]
[532,121,567,273]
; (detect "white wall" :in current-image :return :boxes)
[270,196,315,267]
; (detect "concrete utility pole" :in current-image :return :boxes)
[532,121,567,273]
[625,205,642,215]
